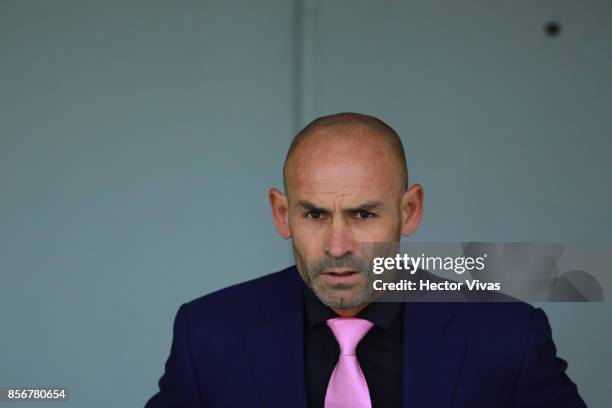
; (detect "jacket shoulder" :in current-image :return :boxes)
[177,265,299,334]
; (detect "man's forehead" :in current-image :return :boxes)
[289,147,398,195]
[288,170,397,208]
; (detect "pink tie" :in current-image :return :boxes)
[324,317,374,408]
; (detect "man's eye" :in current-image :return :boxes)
[305,210,322,219]
[357,211,375,220]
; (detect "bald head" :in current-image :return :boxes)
[272,113,422,314]
[283,112,408,195]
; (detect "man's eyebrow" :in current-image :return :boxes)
[295,200,384,212]
[345,201,385,212]
[295,200,330,212]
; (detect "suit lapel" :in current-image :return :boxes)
[244,267,466,408]
[402,302,466,408]
[245,269,308,408]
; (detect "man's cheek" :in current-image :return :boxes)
[297,238,324,259]
[355,227,395,243]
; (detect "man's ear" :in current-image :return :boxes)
[400,183,424,236]
[269,188,291,239]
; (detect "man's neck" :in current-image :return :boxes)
[332,302,369,317]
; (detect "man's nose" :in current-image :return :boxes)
[325,217,357,258]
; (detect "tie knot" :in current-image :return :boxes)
[327,317,374,355]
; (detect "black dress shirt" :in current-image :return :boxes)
[303,285,404,408]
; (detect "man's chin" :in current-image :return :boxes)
[312,283,370,310]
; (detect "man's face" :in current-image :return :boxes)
[284,129,406,310]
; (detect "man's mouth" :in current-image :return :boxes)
[324,270,359,277]
[319,270,362,285]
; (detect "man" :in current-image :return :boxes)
[145,113,586,407]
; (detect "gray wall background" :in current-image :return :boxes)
[1,1,610,407]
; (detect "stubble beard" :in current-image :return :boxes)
[292,243,377,310]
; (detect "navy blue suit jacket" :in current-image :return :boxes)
[145,266,586,407]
